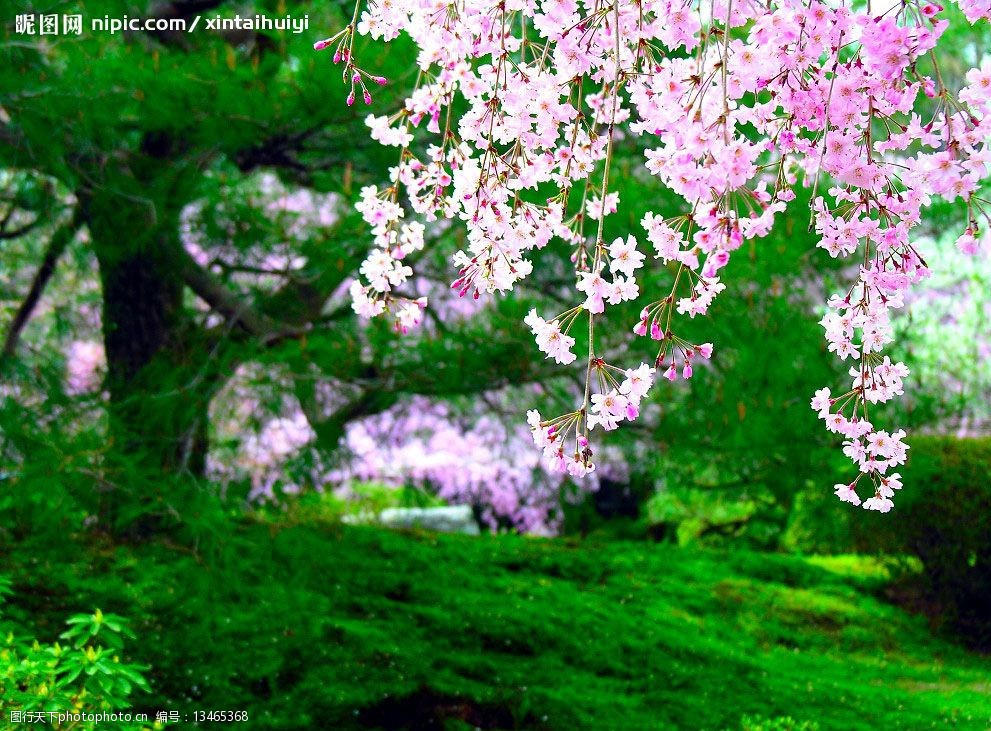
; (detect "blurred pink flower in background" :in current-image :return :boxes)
[64,340,105,395]
[207,367,606,533]
[239,411,316,495]
[332,397,586,534]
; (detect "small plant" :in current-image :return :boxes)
[0,576,151,730]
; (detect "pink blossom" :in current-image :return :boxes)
[312,0,991,509]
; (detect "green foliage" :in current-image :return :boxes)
[646,486,770,547]
[780,478,856,555]
[4,525,990,730]
[0,373,106,540]
[857,437,991,649]
[0,580,149,730]
[783,436,991,648]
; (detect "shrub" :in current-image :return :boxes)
[0,577,151,730]
[781,478,855,555]
[857,436,991,649]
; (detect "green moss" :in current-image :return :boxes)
[2,525,990,730]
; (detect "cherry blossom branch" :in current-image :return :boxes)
[311,0,991,508]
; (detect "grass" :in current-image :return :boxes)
[2,521,990,730]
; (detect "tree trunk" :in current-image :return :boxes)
[86,185,214,529]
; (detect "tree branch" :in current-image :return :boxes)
[2,210,82,361]
[0,217,41,241]
[178,246,306,345]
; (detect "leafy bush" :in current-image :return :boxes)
[0,577,150,730]
[856,436,991,649]
[645,483,786,549]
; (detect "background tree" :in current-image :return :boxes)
[0,0,568,530]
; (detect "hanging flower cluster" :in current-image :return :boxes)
[314,0,991,511]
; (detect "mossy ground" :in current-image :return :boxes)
[3,523,989,730]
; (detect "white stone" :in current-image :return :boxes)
[376,505,480,535]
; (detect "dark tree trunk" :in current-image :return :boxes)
[84,177,215,530]
[95,229,194,470]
